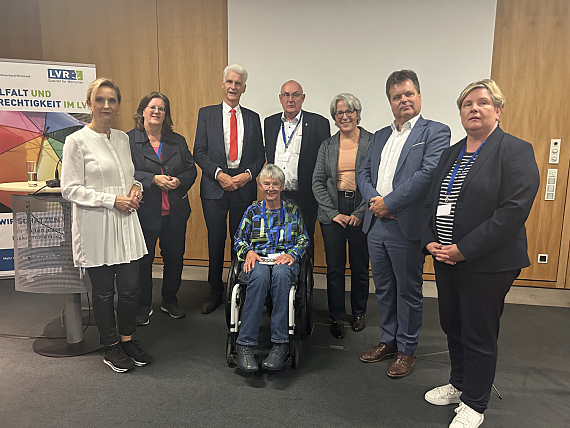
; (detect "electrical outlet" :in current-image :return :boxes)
[549,139,561,164]
[545,169,557,200]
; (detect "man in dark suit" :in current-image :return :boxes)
[356,70,450,377]
[264,80,330,257]
[194,64,265,314]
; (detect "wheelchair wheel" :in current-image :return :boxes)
[225,257,242,330]
[290,337,301,369]
[297,258,314,340]
[304,260,314,336]
[226,333,237,367]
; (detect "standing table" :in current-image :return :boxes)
[0,182,101,356]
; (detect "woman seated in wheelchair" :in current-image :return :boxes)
[233,164,310,372]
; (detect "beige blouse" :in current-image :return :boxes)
[337,146,358,191]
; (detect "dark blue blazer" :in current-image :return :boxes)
[421,126,540,272]
[128,128,197,230]
[357,115,451,241]
[264,110,330,214]
[193,103,265,201]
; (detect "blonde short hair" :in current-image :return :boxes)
[86,77,121,104]
[456,79,505,110]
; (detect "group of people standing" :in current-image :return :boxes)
[60,63,539,428]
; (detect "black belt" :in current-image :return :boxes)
[227,168,240,176]
[338,190,356,198]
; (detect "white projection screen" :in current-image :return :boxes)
[228,0,497,144]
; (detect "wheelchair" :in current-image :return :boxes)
[225,254,314,369]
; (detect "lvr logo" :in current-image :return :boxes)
[47,69,83,81]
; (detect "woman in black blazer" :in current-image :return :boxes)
[312,93,372,339]
[421,79,539,428]
[128,92,197,325]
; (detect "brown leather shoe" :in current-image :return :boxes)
[360,342,398,363]
[387,351,415,378]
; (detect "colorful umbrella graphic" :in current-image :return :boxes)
[0,111,84,210]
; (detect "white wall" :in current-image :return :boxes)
[228,0,497,143]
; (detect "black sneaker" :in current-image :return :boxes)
[160,300,186,319]
[104,343,134,373]
[120,340,153,366]
[136,305,153,326]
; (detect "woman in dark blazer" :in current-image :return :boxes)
[128,92,197,325]
[421,79,539,428]
[312,93,372,339]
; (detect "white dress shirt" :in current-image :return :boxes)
[222,100,244,169]
[274,110,303,191]
[376,114,420,196]
[61,126,147,268]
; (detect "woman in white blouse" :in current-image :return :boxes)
[62,78,152,373]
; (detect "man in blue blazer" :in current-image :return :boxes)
[356,70,450,377]
[264,80,330,257]
[194,64,265,314]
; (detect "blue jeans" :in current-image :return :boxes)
[236,260,299,346]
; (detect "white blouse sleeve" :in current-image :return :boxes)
[61,134,117,210]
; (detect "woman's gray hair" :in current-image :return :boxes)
[223,64,248,84]
[259,164,285,187]
[330,93,362,125]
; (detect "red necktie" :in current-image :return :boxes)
[229,108,238,162]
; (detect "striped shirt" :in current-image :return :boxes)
[234,199,309,262]
[435,153,478,246]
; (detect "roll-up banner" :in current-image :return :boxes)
[0,58,96,277]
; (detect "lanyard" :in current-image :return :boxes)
[445,139,486,202]
[280,111,303,150]
[261,200,285,248]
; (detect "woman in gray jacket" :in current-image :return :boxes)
[312,93,372,338]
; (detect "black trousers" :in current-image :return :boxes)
[201,190,252,296]
[281,190,316,260]
[138,215,187,307]
[320,192,369,321]
[86,261,140,347]
[434,260,520,413]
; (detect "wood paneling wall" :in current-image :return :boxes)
[491,0,570,288]
[156,0,228,263]
[0,0,43,60]
[38,0,160,132]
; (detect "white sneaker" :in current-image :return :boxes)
[449,402,484,428]
[425,383,462,405]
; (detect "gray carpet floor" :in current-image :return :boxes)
[1,277,569,428]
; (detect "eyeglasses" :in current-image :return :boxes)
[147,105,166,113]
[335,109,356,119]
[280,92,303,100]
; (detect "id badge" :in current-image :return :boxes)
[436,203,452,217]
[277,152,290,162]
